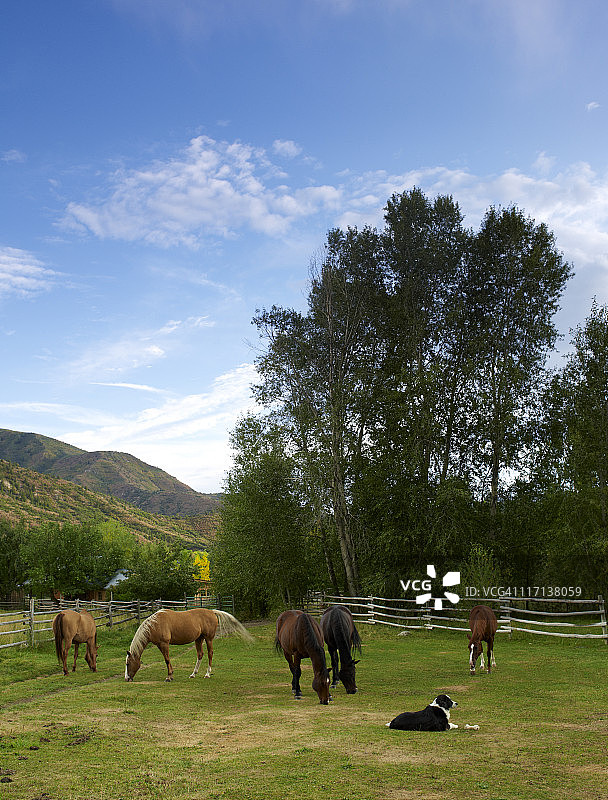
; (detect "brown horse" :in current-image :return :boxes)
[468,604,498,675]
[52,609,98,676]
[321,605,361,694]
[275,610,331,704]
[125,608,253,682]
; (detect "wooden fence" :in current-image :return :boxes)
[304,592,608,643]
[0,595,235,651]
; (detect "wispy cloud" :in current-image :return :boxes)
[91,382,170,394]
[586,101,600,112]
[66,316,215,381]
[1,149,27,163]
[0,247,62,299]
[66,363,258,489]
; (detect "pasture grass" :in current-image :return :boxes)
[0,621,607,800]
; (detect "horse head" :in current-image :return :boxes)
[468,636,482,674]
[312,667,331,705]
[338,658,360,694]
[85,640,98,672]
[125,650,141,681]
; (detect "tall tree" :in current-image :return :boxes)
[215,416,319,614]
[254,226,384,595]
[468,206,571,511]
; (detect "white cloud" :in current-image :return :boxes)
[586,101,600,112]
[0,247,61,299]
[272,139,303,159]
[62,136,341,246]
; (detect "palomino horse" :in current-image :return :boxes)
[275,610,331,704]
[52,609,98,676]
[468,604,498,675]
[125,607,253,682]
[320,605,361,694]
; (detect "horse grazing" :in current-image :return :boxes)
[275,610,331,704]
[320,605,361,694]
[53,609,98,676]
[125,608,253,682]
[468,605,498,675]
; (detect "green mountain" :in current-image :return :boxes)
[0,459,214,547]
[0,428,221,517]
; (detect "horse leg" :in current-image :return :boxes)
[329,647,339,688]
[72,642,79,672]
[488,637,496,672]
[292,655,302,698]
[479,644,486,671]
[61,637,71,675]
[190,636,205,678]
[158,642,173,681]
[203,636,213,678]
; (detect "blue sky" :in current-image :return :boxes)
[1,0,607,492]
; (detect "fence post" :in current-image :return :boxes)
[136,599,141,624]
[29,597,35,647]
[598,595,607,644]
[503,598,512,640]
[108,596,113,628]
[367,596,375,625]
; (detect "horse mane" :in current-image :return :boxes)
[300,612,326,664]
[128,611,161,659]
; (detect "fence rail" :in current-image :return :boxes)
[0,595,234,651]
[305,592,608,643]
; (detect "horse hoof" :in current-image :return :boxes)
[165,677,173,682]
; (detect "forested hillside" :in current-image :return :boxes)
[0,459,215,548]
[0,428,221,517]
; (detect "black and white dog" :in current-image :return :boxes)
[386,694,459,731]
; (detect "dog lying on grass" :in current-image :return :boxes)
[386,694,479,731]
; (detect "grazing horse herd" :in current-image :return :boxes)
[52,602,498,720]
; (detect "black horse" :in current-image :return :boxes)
[320,605,361,694]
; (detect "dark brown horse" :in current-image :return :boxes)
[275,610,331,704]
[53,609,98,676]
[468,605,497,675]
[321,605,361,693]
[125,608,253,682]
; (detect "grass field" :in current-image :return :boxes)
[0,620,607,800]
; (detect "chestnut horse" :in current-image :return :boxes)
[53,609,98,676]
[321,605,361,693]
[275,610,331,704]
[125,607,253,682]
[468,604,497,675]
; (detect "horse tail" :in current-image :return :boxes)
[53,612,64,663]
[213,610,254,643]
[274,635,284,655]
[351,623,362,658]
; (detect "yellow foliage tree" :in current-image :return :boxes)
[192,550,210,581]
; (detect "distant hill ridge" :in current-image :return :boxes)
[0,459,214,547]
[0,428,221,518]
